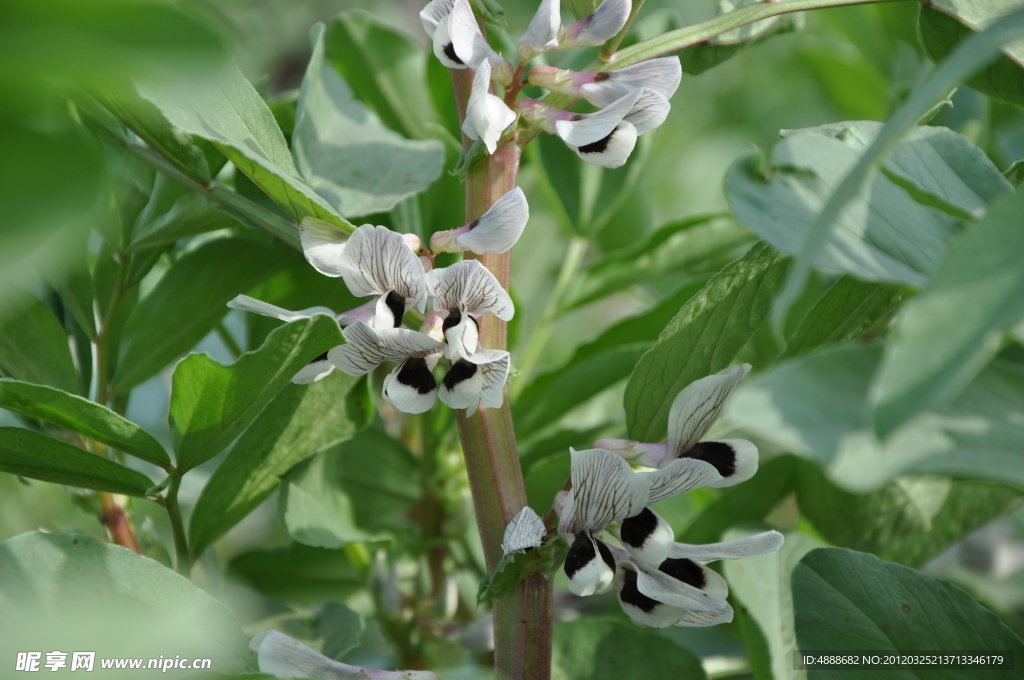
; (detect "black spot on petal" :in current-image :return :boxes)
[570,114,585,121]
[684,441,736,477]
[467,219,480,230]
[593,71,612,82]
[397,358,436,395]
[443,43,464,65]
[564,532,597,579]
[443,359,478,390]
[659,558,706,589]
[596,537,615,571]
[442,308,462,335]
[385,291,406,328]
[619,569,659,613]
[578,131,614,154]
[620,507,658,549]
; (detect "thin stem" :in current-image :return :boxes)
[602,0,646,57]
[166,475,191,577]
[119,140,303,250]
[513,236,588,392]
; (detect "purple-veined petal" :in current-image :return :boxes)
[252,630,439,680]
[420,0,456,38]
[624,88,670,135]
[669,530,784,562]
[577,58,682,107]
[641,456,723,504]
[519,0,561,62]
[336,224,427,311]
[502,506,546,557]
[593,438,670,467]
[227,295,335,322]
[432,187,529,255]
[559,0,631,48]
[299,217,349,277]
[328,321,444,376]
[557,448,649,537]
[426,259,514,320]
[462,60,517,154]
[615,557,731,627]
[667,363,751,457]
[554,88,642,147]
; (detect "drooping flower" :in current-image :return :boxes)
[423,0,508,75]
[425,259,514,363]
[597,364,759,485]
[463,60,517,154]
[527,57,682,108]
[613,531,783,628]
[517,87,670,168]
[328,321,445,414]
[438,349,510,414]
[430,187,529,255]
[557,0,632,50]
[251,630,439,680]
[518,0,561,62]
[556,448,722,595]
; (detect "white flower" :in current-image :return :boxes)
[426,0,507,72]
[501,506,546,557]
[463,60,517,154]
[519,0,561,62]
[327,224,427,330]
[438,350,510,415]
[426,259,514,362]
[430,187,529,255]
[596,364,759,488]
[298,217,349,278]
[558,0,631,49]
[556,448,722,594]
[226,295,364,384]
[614,531,783,628]
[328,321,445,414]
[528,58,681,108]
[251,630,438,680]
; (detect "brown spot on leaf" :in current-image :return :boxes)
[72,539,78,545]
[901,603,911,613]
[882,623,891,633]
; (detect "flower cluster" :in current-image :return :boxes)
[228,186,528,416]
[421,0,681,168]
[552,365,782,627]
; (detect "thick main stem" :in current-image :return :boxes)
[452,69,553,675]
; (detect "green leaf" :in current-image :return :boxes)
[727,134,961,288]
[0,294,79,394]
[478,543,565,603]
[795,461,1022,567]
[568,215,751,309]
[1005,158,1024,187]
[188,372,369,555]
[136,63,353,230]
[801,41,890,120]
[872,189,1024,437]
[551,620,707,680]
[725,532,823,680]
[773,6,1024,323]
[293,24,443,218]
[793,548,1024,674]
[783,276,903,358]
[727,344,1024,491]
[317,602,364,660]
[0,379,169,467]
[678,454,801,544]
[0,532,254,674]
[113,238,289,393]
[325,12,438,140]
[228,543,363,608]
[624,242,789,442]
[678,0,805,75]
[130,193,242,250]
[0,428,154,496]
[920,0,1024,107]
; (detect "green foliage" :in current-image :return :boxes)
[189,371,369,555]
[478,543,565,603]
[679,0,805,75]
[793,548,1024,677]
[551,620,707,680]
[625,242,789,442]
[228,543,363,608]
[0,294,79,394]
[0,379,169,467]
[129,194,242,250]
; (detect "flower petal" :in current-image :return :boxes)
[438,351,509,413]
[252,630,439,680]
[328,321,444,376]
[291,354,335,384]
[299,217,350,277]
[619,507,675,567]
[420,0,456,37]
[383,357,438,414]
[372,291,408,330]
[519,0,561,62]
[337,224,427,310]
[667,363,751,457]
[577,58,682,107]
[554,88,642,147]
[564,532,616,596]
[558,448,649,537]
[455,186,529,254]
[228,294,335,322]
[641,456,722,504]
[624,88,670,135]
[449,0,503,69]
[685,439,758,488]
[615,560,731,627]
[462,60,517,154]
[432,14,468,69]
[501,506,546,557]
[426,259,514,320]
[560,0,631,48]
[593,438,670,468]
[441,308,479,360]
[669,530,784,562]
[571,121,637,168]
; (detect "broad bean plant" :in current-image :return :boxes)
[2,0,1024,678]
